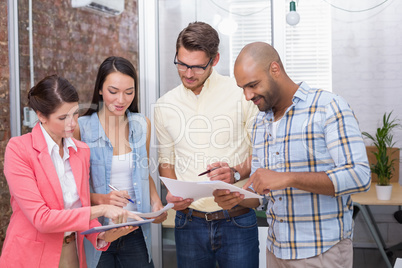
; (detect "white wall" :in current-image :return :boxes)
[331,0,402,248]
[331,0,402,181]
[158,0,235,97]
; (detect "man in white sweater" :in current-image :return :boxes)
[154,21,260,268]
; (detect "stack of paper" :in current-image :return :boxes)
[131,203,174,217]
[160,177,262,200]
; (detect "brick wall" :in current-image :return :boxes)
[0,0,138,250]
[0,0,11,251]
[18,0,139,122]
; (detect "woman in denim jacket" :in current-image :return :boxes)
[74,56,166,268]
[1,74,141,268]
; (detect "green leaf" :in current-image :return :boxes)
[362,111,401,185]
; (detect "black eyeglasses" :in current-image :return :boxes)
[174,53,213,75]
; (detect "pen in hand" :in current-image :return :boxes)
[198,167,220,176]
[108,184,135,204]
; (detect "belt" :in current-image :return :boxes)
[63,232,76,245]
[180,206,250,221]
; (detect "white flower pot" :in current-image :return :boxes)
[375,184,393,200]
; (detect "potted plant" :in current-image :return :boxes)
[362,111,400,200]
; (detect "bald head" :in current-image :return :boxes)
[235,42,283,72]
[234,42,297,113]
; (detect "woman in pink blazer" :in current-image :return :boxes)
[0,75,140,268]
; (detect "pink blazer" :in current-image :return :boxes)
[0,124,108,268]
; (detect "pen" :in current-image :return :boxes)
[198,167,219,176]
[108,184,135,204]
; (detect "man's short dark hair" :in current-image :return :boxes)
[176,21,220,59]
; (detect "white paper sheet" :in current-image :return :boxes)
[394,258,402,268]
[160,177,262,200]
[131,203,174,218]
[80,219,155,235]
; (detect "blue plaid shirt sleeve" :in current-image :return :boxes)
[323,95,371,196]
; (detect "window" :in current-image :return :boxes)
[229,1,272,75]
[284,0,332,91]
[228,0,332,91]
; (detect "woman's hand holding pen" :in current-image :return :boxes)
[108,184,136,208]
[105,190,131,208]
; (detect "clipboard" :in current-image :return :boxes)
[81,219,154,235]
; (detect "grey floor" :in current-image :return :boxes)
[353,247,402,268]
[162,246,402,268]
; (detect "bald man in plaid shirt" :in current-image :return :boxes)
[213,42,371,268]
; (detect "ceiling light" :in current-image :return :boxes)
[286,1,300,26]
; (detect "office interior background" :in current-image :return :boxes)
[0,0,401,267]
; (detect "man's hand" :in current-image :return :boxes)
[243,168,335,196]
[213,189,244,210]
[166,191,193,211]
[206,162,234,183]
[242,168,289,195]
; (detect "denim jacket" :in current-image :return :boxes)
[79,111,151,267]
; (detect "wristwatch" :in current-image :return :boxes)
[230,167,241,183]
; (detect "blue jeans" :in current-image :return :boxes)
[97,227,153,268]
[175,208,259,268]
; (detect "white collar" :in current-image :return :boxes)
[39,123,77,156]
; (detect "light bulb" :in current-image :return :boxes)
[286,1,300,26]
[218,18,238,36]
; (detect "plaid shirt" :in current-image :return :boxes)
[251,82,371,259]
